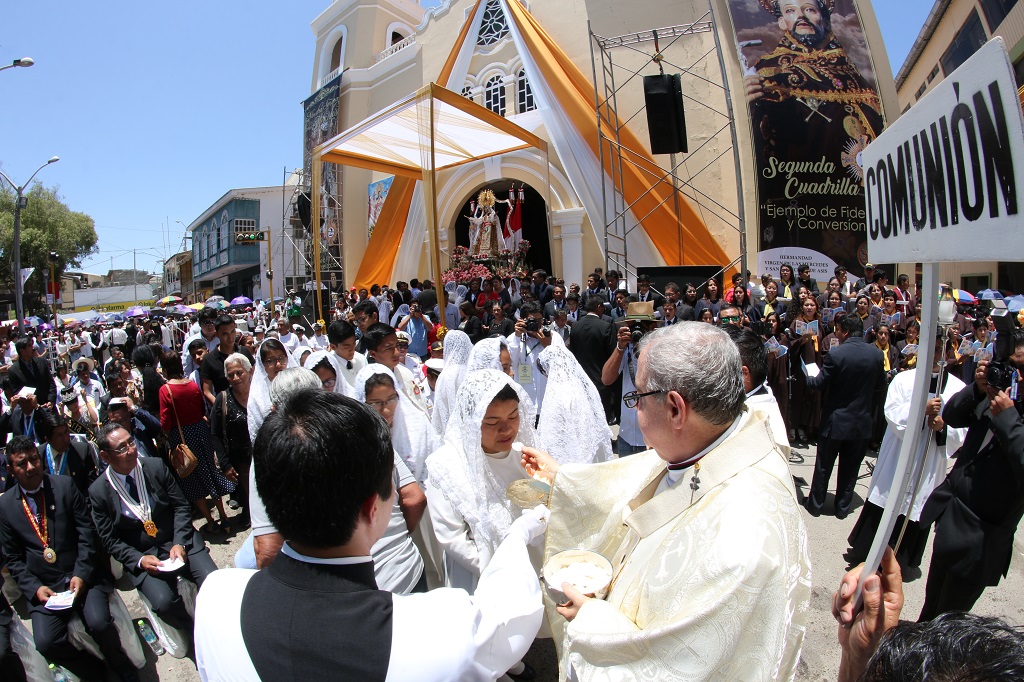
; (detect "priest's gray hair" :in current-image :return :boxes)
[637,321,745,425]
[269,367,322,407]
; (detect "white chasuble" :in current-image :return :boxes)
[544,410,812,681]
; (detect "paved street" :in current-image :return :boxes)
[8,442,1024,681]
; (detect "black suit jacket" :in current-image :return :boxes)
[8,358,57,407]
[569,314,615,387]
[805,336,886,440]
[460,316,483,345]
[543,300,568,320]
[11,406,45,443]
[88,458,202,580]
[0,475,102,607]
[36,440,99,498]
[920,384,1024,585]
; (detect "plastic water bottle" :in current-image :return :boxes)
[49,663,70,682]
[137,619,165,655]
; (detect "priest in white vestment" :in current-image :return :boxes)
[524,322,812,681]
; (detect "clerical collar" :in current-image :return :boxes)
[666,412,745,471]
[746,381,771,399]
[280,543,374,566]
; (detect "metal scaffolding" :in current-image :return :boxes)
[588,0,747,284]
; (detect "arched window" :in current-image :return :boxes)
[477,0,509,46]
[461,85,472,99]
[330,37,343,71]
[484,76,506,116]
[391,31,405,46]
[517,70,536,113]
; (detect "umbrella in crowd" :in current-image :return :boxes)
[206,295,226,304]
[206,300,229,311]
[188,302,206,311]
[125,306,148,318]
[1006,294,1024,313]
[98,313,125,324]
[173,304,195,315]
[230,296,253,307]
[157,295,183,306]
[39,323,54,331]
[977,288,1003,301]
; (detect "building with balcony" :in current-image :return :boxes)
[187,184,307,303]
[895,0,1024,293]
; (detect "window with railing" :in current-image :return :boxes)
[484,75,505,116]
[477,0,509,46]
[517,70,536,113]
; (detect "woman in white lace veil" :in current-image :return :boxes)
[389,303,410,328]
[430,330,473,435]
[302,349,354,397]
[425,368,540,592]
[247,338,298,443]
[353,364,438,484]
[454,284,469,307]
[466,335,512,375]
[537,343,614,464]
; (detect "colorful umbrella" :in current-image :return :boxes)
[39,323,54,331]
[187,302,206,311]
[206,300,229,310]
[230,296,253,307]
[205,295,226,304]
[977,288,1003,301]
[940,288,977,304]
[1006,295,1024,313]
[173,304,194,315]
[157,295,183,306]
[125,306,148,318]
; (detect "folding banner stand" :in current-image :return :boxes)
[310,83,549,312]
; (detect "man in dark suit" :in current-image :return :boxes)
[10,389,45,444]
[571,296,617,423]
[543,284,568,320]
[89,423,216,631]
[7,337,56,408]
[634,274,665,309]
[531,269,553,307]
[0,436,138,681]
[804,315,886,518]
[918,333,1024,621]
[37,412,100,498]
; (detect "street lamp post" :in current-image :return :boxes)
[0,57,34,74]
[0,156,60,336]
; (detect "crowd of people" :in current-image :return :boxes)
[0,260,1020,681]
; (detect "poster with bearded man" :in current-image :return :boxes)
[726,0,887,275]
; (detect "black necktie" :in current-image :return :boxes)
[30,490,44,522]
[125,475,140,503]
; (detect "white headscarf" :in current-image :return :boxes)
[431,330,473,435]
[247,339,299,443]
[354,364,439,484]
[537,343,615,464]
[302,349,354,397]
[389,304,410,328]
[454,284,469,306]
[466,336,509,374]
[426,369,540,566]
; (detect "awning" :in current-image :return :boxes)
[311,82,549,302]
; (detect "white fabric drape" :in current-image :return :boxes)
[431,330,473,435]
[537,343,614,464]
[354,364,439,484]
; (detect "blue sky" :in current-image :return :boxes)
[0,1,930,276]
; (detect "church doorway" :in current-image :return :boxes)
[452,180,551,275]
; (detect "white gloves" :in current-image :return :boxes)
[508,504,550,545]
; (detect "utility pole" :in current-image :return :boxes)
[267,226,274,310]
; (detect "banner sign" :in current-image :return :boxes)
[367,177,395,239]
[757,246,838,283]
[864,38,1023,264]
[725,0,887,271]
[303,74,344,274]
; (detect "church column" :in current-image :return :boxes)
[551,208,586,286]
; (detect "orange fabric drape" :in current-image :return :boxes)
[353,176,416,290]
[502,0,731,268]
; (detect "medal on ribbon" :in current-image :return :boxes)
[143,520,158,537]
[106,464,157,537]
[20,494,57,564]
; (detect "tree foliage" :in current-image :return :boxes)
[0,182,99,309]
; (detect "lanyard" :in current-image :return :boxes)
[45,444,69,476]
[105,464,153,525]
[23,411,34,438]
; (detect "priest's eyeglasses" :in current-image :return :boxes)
[622,389,667,408]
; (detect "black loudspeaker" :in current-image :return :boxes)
[296,192,312,231]
[643,74,687,155]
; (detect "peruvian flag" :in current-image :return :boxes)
[507,186,523,251]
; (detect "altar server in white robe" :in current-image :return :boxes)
[196,389,548,682]
[431,330,473,435]
[425,369,542,594]
[846,331,967,570]
[523,322,812,681]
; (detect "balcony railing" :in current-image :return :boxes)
[317,65,345,90]
[372,35,416,65]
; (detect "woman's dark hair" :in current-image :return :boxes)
[259,339,287,363]
[161,350,185,379]
[491,383,520,404]
[131,344,164,414]
[704,278,720,301]
[733,285,748,305]
[254,390,393,548]
[363,372,395,396]
[786,285,811,320]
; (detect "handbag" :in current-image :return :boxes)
[165,384,199,478]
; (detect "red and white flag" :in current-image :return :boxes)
[507,186,523,251]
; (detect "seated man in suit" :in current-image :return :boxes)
[7,337,57,409]
[11,388,45,444]
[195,389,548,681]
[89,423,217,631]
[37,411,100,497]
[0,436,138,681]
